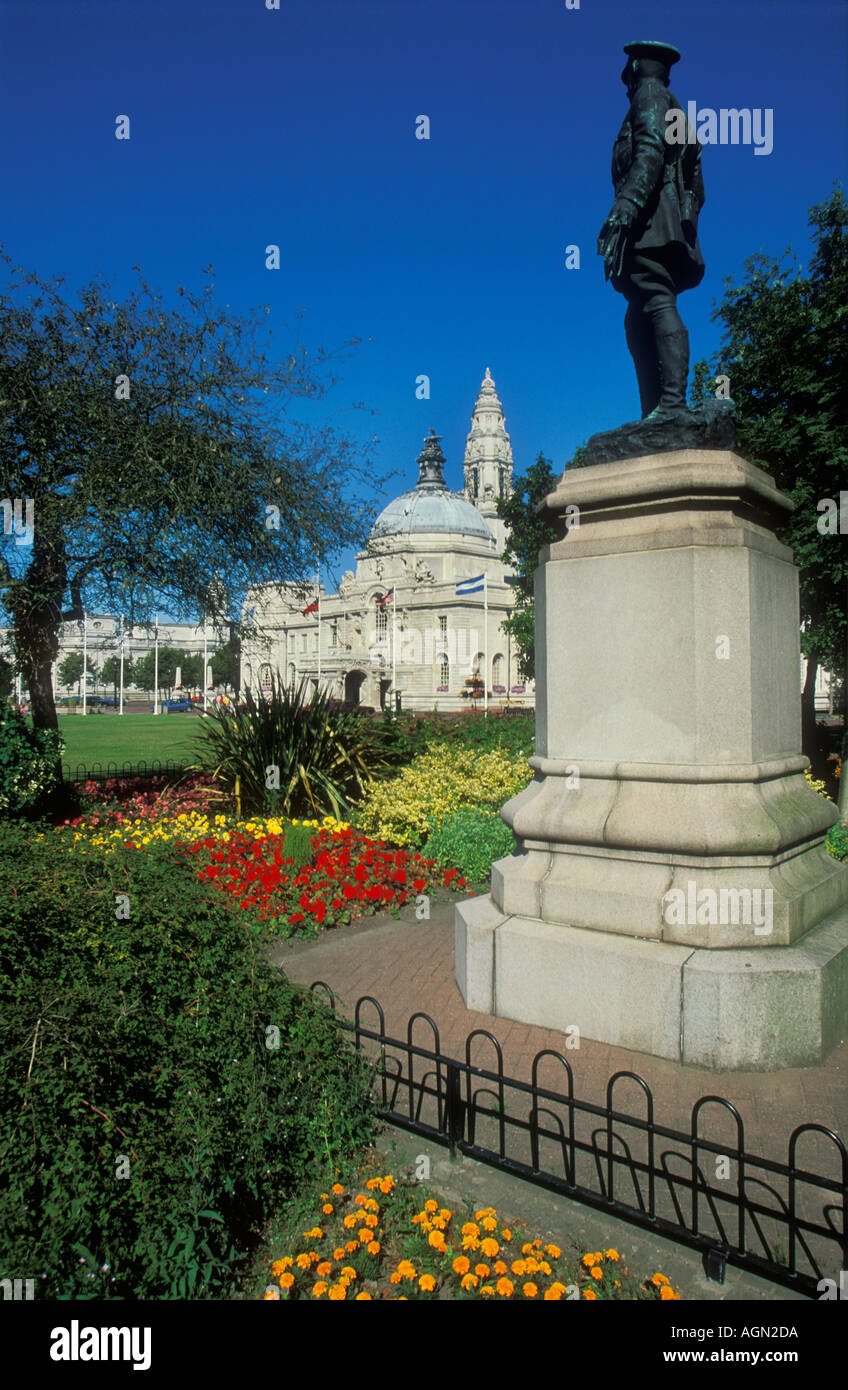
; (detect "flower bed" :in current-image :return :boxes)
[187,824,467,934]
[261,1171,682,1301]
[47,802,469,937]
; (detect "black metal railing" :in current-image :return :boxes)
[62,758,195,784]
[309,983,847,1298]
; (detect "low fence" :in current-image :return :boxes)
[310,983,847,1298]
[62,758,196,784]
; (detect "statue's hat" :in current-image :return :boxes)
[623,40,681,68]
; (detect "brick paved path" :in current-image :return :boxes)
[270,897,847,1151]
[269,896,847,1297]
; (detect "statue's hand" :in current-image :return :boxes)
[597,200,636,279]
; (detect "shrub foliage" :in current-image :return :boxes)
[192,675,391,818]
[0,824,374,1298]
[422,806,516,885]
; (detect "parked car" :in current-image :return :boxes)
[155,698,198,714]
[87,696,117,708]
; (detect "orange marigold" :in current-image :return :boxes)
[474,1264,490,1279]
[397,1260,417,1280]
[500,1229,512,1242]
[605,1249,619,1261]
[480,1238,499,1258]
[493,1261,508,1277]
[316,1261,333,1278]
[590,1267,603,1280]
[322,1204,334,1216]
[652,1273,670,1287]
[660,1286,679,1301]
[523,1282,539,1298]
[496,1277,514,1297]
[584,1288,597,1300]
[419,1274,436,1292]
[367,1241,381,1256]
[327,1283,347,1300]
[279,1272,295,1290]
[271,1257,293,1276]
[355,1291,372,1300]
[424,1200,438,1213]
[511,1259,527,1277]
[331,1183,344,1195]
[480,1284,495,1298]
[481,1216,498,1233]
[428,1230,446,1250]
[453,1256,471,1276]
[461,1273,479,1291]
[545,1244,561,1259]
[312,1281,329,1298]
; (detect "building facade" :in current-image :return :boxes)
[241,369,535,711]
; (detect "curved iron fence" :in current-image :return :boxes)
[309,982,846,1299]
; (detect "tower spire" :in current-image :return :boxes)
[463,370,514,549]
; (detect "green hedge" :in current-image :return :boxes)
[0,825,374,1298]
[422,806,516,884]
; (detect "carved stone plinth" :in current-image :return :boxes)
[455,448,848,1069]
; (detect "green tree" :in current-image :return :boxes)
[495,453,561,680]
[705,186,848,794]
[133,645,185,699]
[99,653,134,700]
[0,253,377,745]
[209,635,240,695]
[57,651,97,694]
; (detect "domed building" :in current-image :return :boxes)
[240,369,534,711]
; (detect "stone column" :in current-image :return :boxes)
[455,449,848,1069]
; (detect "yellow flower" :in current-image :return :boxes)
[367,1241,381,1256]
[397,1260,417,1280]
[545,1244,561,1259]
[480,1284,495,1298]
[493,1261,508,1277]
[474,1264,490,1279]
[523,1282,539,1298]
[316,1261,333,1278]
[583,1288,597,1300]
[481,1216,497,1232]
[452,1256,471,1276]
[511,1259,527,1277]
[661,1287,680,1301]
[544,1283,565,1300]
[303,1227,323,1240]
[279,1272,295,1289]
[345,1241,358,1254]
[496,1277,514,1297]
[419,1274,436,1292]
[364,1213,378,1228]
[424,1199,438,1213]
[438,1209,452,1222]
[500,1228,512,1242]
[295,1254,312,1271]
[312,1281,329,1298]
[327,1283,347,1300]
[428,1230,446,1251]
[355,1291,372,1300]
[461,1272,479,1290]
[389,1272,402,1285]
[340,1266,357,1281]
[322,1204,334,1215]
[271,1257,293,1276]
[332,1247,346,1261]
[378,1176,394,1194]
[590,1266,603,1280]
[651,1272,670,1287]
[343,1214,358,1229]
[461,1222,480,1238]
[480,1238,499,1258]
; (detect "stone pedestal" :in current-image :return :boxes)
[455,449,848,1069]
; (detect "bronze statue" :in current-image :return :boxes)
[598,40,705,425]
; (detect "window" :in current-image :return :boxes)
[438,616,447,635]
[438,657,449,689]
[376,608,387,640]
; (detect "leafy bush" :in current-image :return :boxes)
[192,675,392,818]
[356,745,532,846]
[0,823,375,1299]
[422,806,515,884]
[0,702,63,817]
[825,820,848,859]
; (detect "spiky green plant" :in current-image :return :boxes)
[190,675,390,818]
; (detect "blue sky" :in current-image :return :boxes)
[2,0,846,613]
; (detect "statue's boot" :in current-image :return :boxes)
[644,307,690,423]
[624,305,661,417]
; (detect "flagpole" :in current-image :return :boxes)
[482,574,488,717]
[153,614,159,714]
[119,614,125,716]
[82,611,88,717]
[391,591,396,698]
[317,558,321,686]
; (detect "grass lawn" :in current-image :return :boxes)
[59,713,209,774]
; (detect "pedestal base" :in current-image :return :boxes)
[455,893,848,1070]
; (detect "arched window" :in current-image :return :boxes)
[243,662,253,690]
[438,657,449,690]
[288,662,296,690]
[492,653,504,690]
[375,605,387,640]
